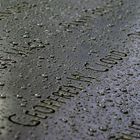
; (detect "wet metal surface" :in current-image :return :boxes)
[0,0,140,140]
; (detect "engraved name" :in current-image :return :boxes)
[8,50,128,127]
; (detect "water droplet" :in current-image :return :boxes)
[16,94,23,99]
[56,77,61,80]
[20,86,27,90]
[37,23,43,27]
[0,82,5,86]
[38,56,45,59]
[0,94,6,99]
[99,125,108,131]
[89,128,97,133]
[42,74,48,78]
[50,55,55,59]
[23,34,29,38]
[34,94,41,98]
[61,118,68,123]
[20,103,27,107]
[12,42,18,46]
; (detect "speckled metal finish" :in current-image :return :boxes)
[0,0,140,140]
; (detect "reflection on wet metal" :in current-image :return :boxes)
[0,0,139,139]
[7,49,127,128]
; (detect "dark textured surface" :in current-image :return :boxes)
[0,0,140,140]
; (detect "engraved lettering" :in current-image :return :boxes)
[100,57,118,64]
[122,132,140,139]
[0,11,11,20]
[86,65,109,72]
[41,99,61,108]
[8,49,128,127]
[63,84,83,90]
[58,85,81,95]
[52,91,74,99]
[8,114,40,127]
[33,105,56,114]
[67,73,97,83]
[0,2,29,21]
[95,62,113,68]
[107,55,123,60]
[25,110,48,119]
[110,50,127,57]
[47,96,66,104]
